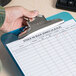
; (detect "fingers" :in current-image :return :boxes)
[19,30,27,37]
[20,8,39,37]
[22,18,27,27]
[23,8,39,18]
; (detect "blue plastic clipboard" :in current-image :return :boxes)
[1,12,75,76]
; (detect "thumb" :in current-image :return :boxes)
[23,9,39,18]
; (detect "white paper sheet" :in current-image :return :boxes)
[7,19,76,76]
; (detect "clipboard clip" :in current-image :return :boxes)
[18,15,63,39]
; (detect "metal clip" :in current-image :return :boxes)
[18,15,63,39]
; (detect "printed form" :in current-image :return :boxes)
[7,19,76,76]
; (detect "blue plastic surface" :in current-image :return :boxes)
[46,12,75,21]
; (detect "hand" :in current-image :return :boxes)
[0,6,39,33]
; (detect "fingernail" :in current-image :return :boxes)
[33,10,39,14]
[30,10,39,17]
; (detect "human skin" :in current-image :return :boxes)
[0,6,39,35]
